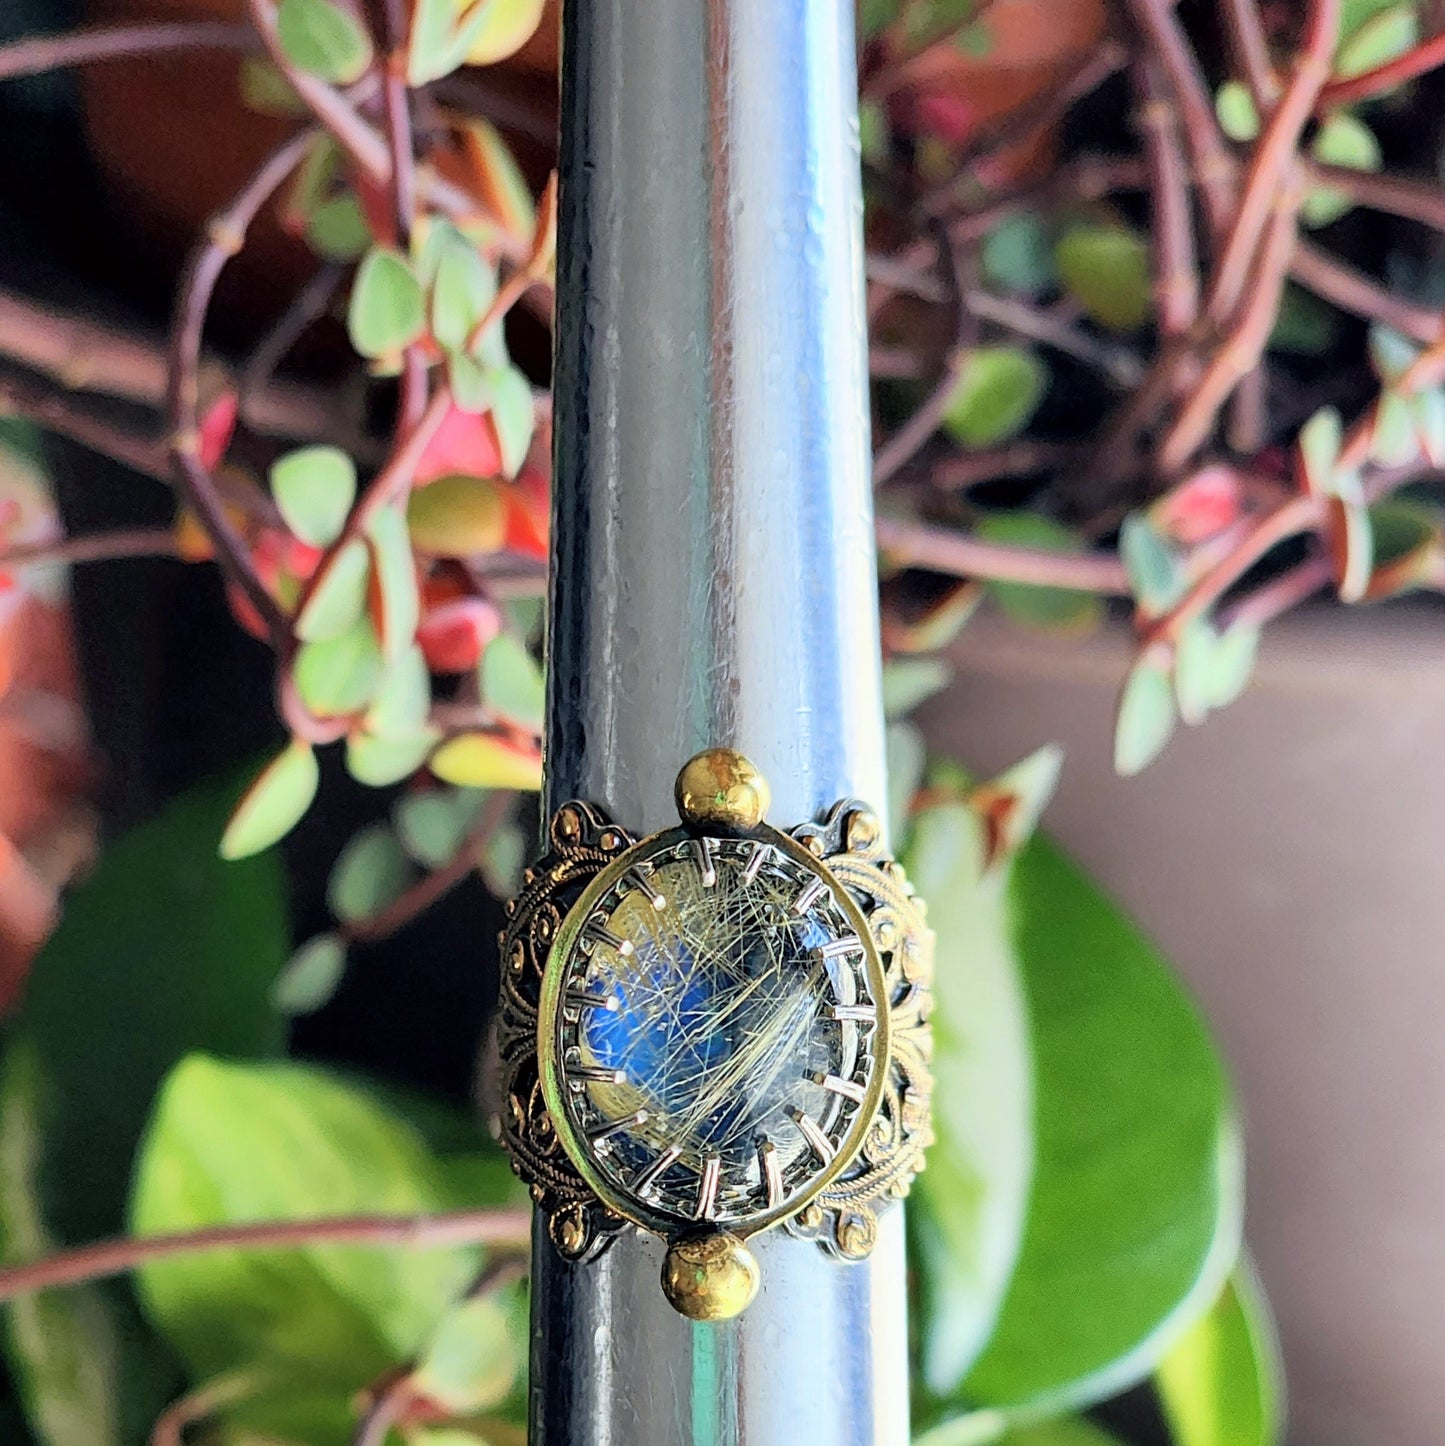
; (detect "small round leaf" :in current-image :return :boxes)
[1114,653,1177,776]
[348,248,426,360]
[942,348,1047,449]
[276,0,373,83]
[271,933,347,1015]
[219,742,319,860]
[327,825,414,924]
[430,732,542,790]
[1055,224,1152,332]
[293,620,386,716]
[271,447,357,548]
[480,632,544,734]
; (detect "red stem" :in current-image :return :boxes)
[0,21,256,83]
[1317,31,1445,111]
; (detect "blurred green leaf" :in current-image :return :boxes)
[348,248,426,361]
[975,514,1103,633]
[1215,81,1259,142]
[479,817,527,899]
[1329,494,1374,602]
[364,644,433,739]
[271,934,348,1016]
[1304,114,1381,227]
[883,657,954,719]
[981,216,1055,296]
[431,236,497,354]
[293,620,386,717]
[1367,324,1418,381]
[275,0,372,82]
[962,837,1240,1410]
[407,0,478,84]
[917,1419,1126,1446]
[907,804,1033,1399]
[368,506,421,664]
[1054,225,1151,332]
[1366,498,1442,597]
[306,194,370,262]
[943,348,1047,448]
[344,730,437,788]
[1114,652,1177,776]
[327,825,414,925]
[130,1057,480,1392]
[221,743,320,860]
[294,539,370,643]
[886,721,927,845]
[395,789,484,869]
[1269,286,1339,357]
[1119,512,1187,614]
[271,447,356,549]
[409,475,508,554]
[1369,391,1419,465]
[481,633,544,734]
[413,1293,519,1413]
[430,733,541,791]
[1335,2,1416,77]
[1297,406,1345,496]
[1156,1267,1283,1446]
[488,365,535,477]
[1174,623,1259,726]
[0,1042,177,1446]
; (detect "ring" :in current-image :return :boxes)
[494,749,934,1321]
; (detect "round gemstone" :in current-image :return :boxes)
[553,836,878,1226]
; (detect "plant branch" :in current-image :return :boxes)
[0,528,181,571]
[0,371,171,481]
[1290,240,1444,344]
[0,21,255,84]
[1205,0,1339,327]
[966,290,1145,387]
[169,129,319,646]
[1218,550,1333,631]
[0,1209,532,1303]
[1135,59,1200,339]
[872,365,960,486]
[345,793,513,944]
[1302,161,1445,231]
[1316,30,1445,110]
[151,1372,261,1446]
[1220,0,1279,106]
[875,515,1129,593]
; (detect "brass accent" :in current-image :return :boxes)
[493,754,935,1316]
[660,1233,761,1322]
[674,747,772,831]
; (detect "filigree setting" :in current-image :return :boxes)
[493,751,935,1318]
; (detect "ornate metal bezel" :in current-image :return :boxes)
[536,821,892,1243]
[493,750,934,1318]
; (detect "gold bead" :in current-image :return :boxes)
[660,1233,760,1321]
[674,749,771,831]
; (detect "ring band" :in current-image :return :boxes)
[494,749,934,1321]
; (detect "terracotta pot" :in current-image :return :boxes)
[920,606,1445,1446]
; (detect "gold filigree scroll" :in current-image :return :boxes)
[786,803,935,1261]
[493,801,637,1262]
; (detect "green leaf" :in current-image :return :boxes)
[1297,406,1343,496]
[1330,495,1374,602]
[0,1042,178,1446]
[407,0,471,85]
[367,506,421,664]
[1156,1268,1283,1446]
[395,788,483,869]
[1175,623,1258,725]
[943,348,1047,448]
[430,732,542,790]
[221,742,321,860]
[344,730,438,788]
[327,825,414,925]
[1204,627,1260,712]
[886,720,927,845]
[883,657,953,719]
[1119,512,1187,614]
[307,194,370,262]
[479,817,526,898]
[975,513,1103,633]
[16,775,288,1239]
[431,236,497,354]
[907,805,1033,1398]
[1370,391,1419,465]
[1215,81,1260,142]
[918,1419,1126,1446]
[293,620,386,717]
[1335,2,1417,78]
[348,248,426,361]
[959,835,1241,1410]
[1269,286,1340,357]
[409,474,508,554]
[272,933,348,1016]
[412,1293,519,1412]
[295,538,370,642]
[458,0,546,66]
[1367,323,1418,381]
[271,446,356,548]
[1114,652,1176,776]
[1366,498,1442,596]
[1054,225,1151,332]
[488,365,535,476]
[480,632,545,733]
[972,745,1064,866]
[130,1056,479,1389]
[981,215,1055,296]
[1304,114,1382,227]
[275,0,373,83]
[365,644,432,739]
